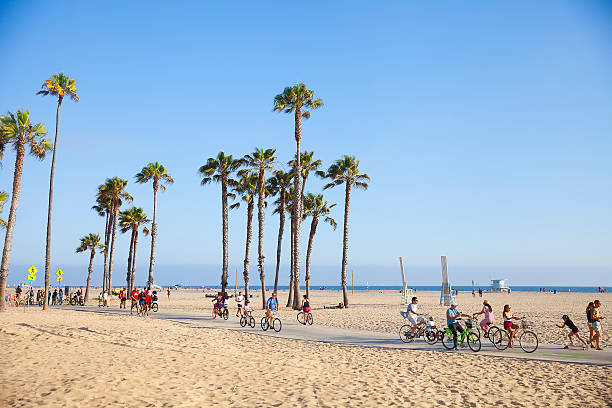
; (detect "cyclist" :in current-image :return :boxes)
[474,300,495,337]
[265,292,279,325]
[301,295,311,317]
[243,300,252,317]
[212,292,222,318]
[446,300,469,350]
[15,285,22,305]
[235,291,244,317]
[401,297,423,336]
[130,287,140,315]
[502,305,521,348]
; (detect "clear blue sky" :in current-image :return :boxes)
[1,1,611,287]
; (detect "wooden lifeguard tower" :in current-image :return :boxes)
[491,279,510,293]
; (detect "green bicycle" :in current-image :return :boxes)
[441,318,481,352]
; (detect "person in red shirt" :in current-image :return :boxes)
[144,291,152,317]
[130,288,140,315]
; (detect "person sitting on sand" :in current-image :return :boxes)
[557,315,587,349]
[474,300,494,338]
[503,305,521,348]
[591,300,605,350]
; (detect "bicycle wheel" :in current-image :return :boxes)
[297,312,304,325]
[519,330,538,353]
[240,316,247,327]
[467,330,481,352]
[249,316,255,328]
[306,313,313,325]
[273,318,282,332]
[399,324,414,343]
[441,329,455,350]
[425,328,439,345]
[151,303,158,313]
[491,328,510,350]
[261,317,269,331]
[223,309,229,320]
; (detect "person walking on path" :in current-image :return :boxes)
[591,300,605,350]
[557,315,587,349]
[167,287,171,301]
[586,302,596,348]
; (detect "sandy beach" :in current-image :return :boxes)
[1,289,610,407]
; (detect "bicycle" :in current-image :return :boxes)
[440,318,482,352]
[399,315,439,345]
[297,310,313,325]
[261,313,282,332]
[150,302,159,313]
[240,313,256,328]
[213,306,229,320]
[489,318,538,353]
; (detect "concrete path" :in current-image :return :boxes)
[65,306,612,366]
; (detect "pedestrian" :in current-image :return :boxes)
[52,289,57,305]
[167,287,171,301]
[586,301,595,348]
[591,300,605,350]
[557,315,587,349]
[59,288,63,304]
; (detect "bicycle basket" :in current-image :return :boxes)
[521,320,533,329]
[465,319,473,329]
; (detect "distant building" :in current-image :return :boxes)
[491,279,510,293]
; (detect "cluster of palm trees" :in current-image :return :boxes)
[0,73,77,312]
[81,163,174,302]
[201,83,370,309]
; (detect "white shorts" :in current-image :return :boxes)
[408,314,422,326]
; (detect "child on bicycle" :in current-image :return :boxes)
[212,293,221,318]
[243,300,252,317]
[557,315,587,349]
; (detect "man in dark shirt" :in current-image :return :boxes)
[557,315,587,349]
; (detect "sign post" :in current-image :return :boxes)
[56,269,64,285]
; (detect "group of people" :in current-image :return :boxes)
[402,296,606,351]
[11,285,85,306]
[129,287,157,316]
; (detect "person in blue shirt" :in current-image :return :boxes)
[447,300,469,350]
[265,292,279,324]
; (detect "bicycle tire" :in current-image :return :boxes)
[441,329,455,350]
[307,313,313,325]
[467,330,481,352]
[297,312,304,325]
[223,309,229,320]
[273,318,282,332]
[249,316,255,328]
[425,328,439,345]
[261,317,269,331]
[151,303,158,313]
[519,330,538,353]
[491,327,510,350]
[240,316,247,327]
[399,324,414,343]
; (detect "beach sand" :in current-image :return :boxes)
[1,289,611,407]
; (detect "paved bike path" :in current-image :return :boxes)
[65,306,612,366]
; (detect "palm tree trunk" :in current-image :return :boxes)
[286,211,294,307]
[85,248,95,303]
[292,109,303,310]
[131,230,139,291]
[0,142,25,312]
[126,228,135,292]
[258,168,266,309]
[107,205,119,295]
[221,176,229,294]
[243,200,253,299]
[102,210,110,293]
[43,97,62,311]
[147,183,158,290]
[305,216,318,300]
[273,189,285,294]
[341,182,351,307]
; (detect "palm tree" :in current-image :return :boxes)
[242,148,276,308]
[92,195,112,292]
[284,186,296,307]
[37,73,78,311]
[231,172,259,299]
[317,156,370,307]
[289,151,322,197]
[76,233,105,302]
[303,193,337,298]
[0,110,50,311]
[97,177,132,294]
[199,152,242,294]
[0,191,8,229]
[135,162,173,290]
[267,170,292,294]
[119,207,150,292]
[274,83,323,309]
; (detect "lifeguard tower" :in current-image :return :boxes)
[491,279,510,293]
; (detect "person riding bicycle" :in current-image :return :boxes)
[212,293,222,318]
[502,304,521,348]
[474,300,494,337]
[400,297,423,336]
[15,285,22,304]
[243,300,252,317]
[301,295,311,315]
[222,292,230,313]
[265,292,279,324]
[235,291,244,317]
[447,300,469,350]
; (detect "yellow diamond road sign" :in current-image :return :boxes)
[27,265,37,281]
[56,276,63,282]
[56,269,63,277]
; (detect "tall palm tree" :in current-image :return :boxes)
[199,152,242,294]
[274,83,323,309]
[284,186,296,307]
[317,156,370,307]
[37,73,78,311]
[289,151,322,197]
[135,162,173,290]
[119,207,150,292]
[242,148,276,308]
[0,191,8,229]
[76,233,105,302]
[231,172,258,299]
[267,170,292,294]
[92,196,112,292]
[303,193,337,298]
[0,110,50,311]
[97,177,132,294]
